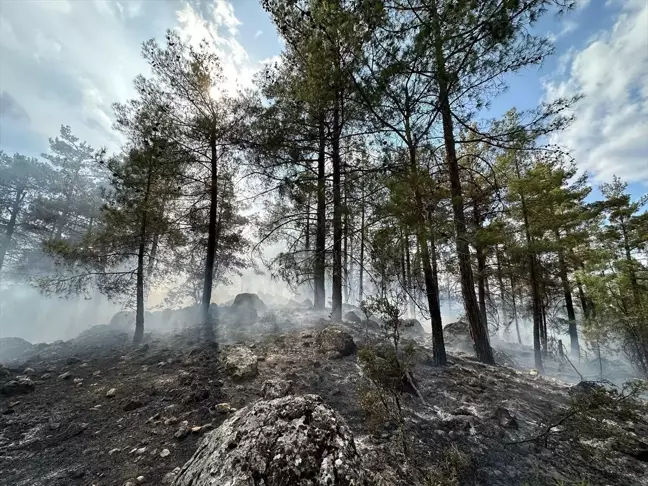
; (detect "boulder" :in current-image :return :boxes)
[109,310,135,330]
[1,377,35,396]
[261,379,294,399]
[344,311,361,323]
[316,326,357,358]
[443,321,473,351]
[0,337,34,364]
[172,394,367,486]
[232,293,266,313]
[224,346,258,380]
[400,319,425,337]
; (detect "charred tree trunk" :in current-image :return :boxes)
[331,96,343,321]
[620,218,640,306]
[358,184,365,303]
[495,246,507,324]
[343,179,349,304]
[510,274,522,345]
[201,133,218,342]
[134,163,153,345]
[405,235,414,318]
[555,232,579,355]
[314,114,326,309]
[0,187,25,272]
[432,7,493,364]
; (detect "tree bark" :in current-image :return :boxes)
[134,162,153,345]
[555,231,579,355]
[405,234,414,318]
[428,231,446,365]
[314,114,326,309]
[0,187,25,273]
[432,6,493,364]
[331,95,343,321]
[201,133,218,342]
[358,183,365,304]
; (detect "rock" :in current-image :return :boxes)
[137,476,146,483]
[0,337,34,364]
[400,318,425,337]
[23,367,35,374]
[136,343,150,354]
[443,321,473,351]
[106,388,117,398]
[232,292,267,313]
[191,426,202,434]
[492,407,518,430]
[41,373,51,380]
[123,399,144,411]
[58,371,72,380]
[214,402,234,414]
[108,448,121,455]
[316,325,357,357]
[171,394,367,486]
[0,377,35,396]
[66,356,82,365]
[165,417,179,425]
[136,447,147,455]
[224,346,258,380]
[344,311,362,323]
[0,365,9,379]
[160,448,171,458]
[175,421,190,440]
[261,379,294,399]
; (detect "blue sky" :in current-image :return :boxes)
[0,0,646,200]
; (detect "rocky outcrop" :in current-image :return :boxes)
[172,394,367,486]
[224,346,258,380]
[316,325,357,358]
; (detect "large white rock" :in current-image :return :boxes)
[172,394,367,486]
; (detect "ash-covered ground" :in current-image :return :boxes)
[1,296,647,485]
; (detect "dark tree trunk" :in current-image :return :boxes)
[201,134,218,342]
[331,96,343,321]
[343,180,349,304]
[428,231,446,365]
[134,164,153,345]
[495,247,507,321]
[620,219,640,306]
[359,184,365,303]
[555,233,579,355]
[432,10,493,364]
[0,188,24,273]
[314,114,326,310]
[510,274,522,344]
[405,235,414,318]
[540,297,548,357]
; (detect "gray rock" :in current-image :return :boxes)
[261,379,294,399]
[123,399,143,411]
[66,356,82,365]
[58,371,72,380]
[106,388,117,398]
[172,394,367,486]
[0,377,35,396]
[232,292,266,313]
[493,407,518,430]
[224,346,258,380]
[344,311,361,323]
[316,325,357,357]
[400,318,425,337]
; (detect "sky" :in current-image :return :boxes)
[0,0,646,200]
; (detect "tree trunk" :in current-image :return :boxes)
[620,218,640,306]
[540,297,548,357]
[314,114,326,309]
[331,96,343,321]
[555,232,579,355]
[432,7,493,364]
[405,235,414,317]
[359,184,365,303]
[134,164,153,345]
[495,247,507,327]
[343,183,349,304]
[510,274,522,345]
[428,231,446,365]
[0,188,24,273]
[201,133,218,342]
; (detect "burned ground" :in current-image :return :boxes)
[1,307,647,486]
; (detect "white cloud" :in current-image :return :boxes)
[255,30,263,39]
[0,0,275,156]
[544,1,648,183]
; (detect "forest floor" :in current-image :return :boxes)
[1,306,647,486]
